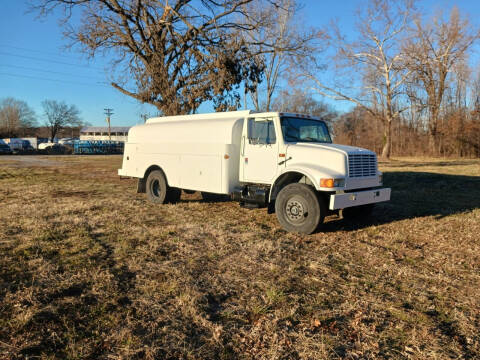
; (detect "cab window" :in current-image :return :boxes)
[247,118,276,145]
[281,117,332,143]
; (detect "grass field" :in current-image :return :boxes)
[1,155,479,359]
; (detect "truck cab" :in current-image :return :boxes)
[119,111,390,234]
[231,112,390,233]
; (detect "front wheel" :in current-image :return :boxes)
[275,183,325,234]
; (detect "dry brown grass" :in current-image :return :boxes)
[1,155,479,359]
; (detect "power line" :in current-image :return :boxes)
[0,72,110,87]
[0,43,88,60]
[0,51,104,70]
[0,64,105,80]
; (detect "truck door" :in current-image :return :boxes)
[241,117,279,184]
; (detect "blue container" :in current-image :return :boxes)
[73,140,124,155]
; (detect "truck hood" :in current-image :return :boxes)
[287,142,376,156]
[284,143,377,179]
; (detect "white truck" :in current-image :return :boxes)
[118,110,390,234]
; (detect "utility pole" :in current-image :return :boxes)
[244,86,247,110]
[104,108,114,141]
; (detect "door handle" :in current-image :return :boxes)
[278,156,292,165]
[241,136,246,156]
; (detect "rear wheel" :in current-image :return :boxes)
[146,170,168,204]
[275,183,325,234]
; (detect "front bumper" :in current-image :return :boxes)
[329,188,391,210]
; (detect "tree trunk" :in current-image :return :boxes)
[265,96,271,112]
[428,121,439,156]
[250,82,260,111]
[381,119,392,159]
[428,106,440,156]
[51,126,58,142]
[428,132,435,155]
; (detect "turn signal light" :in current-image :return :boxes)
[320,178,345,188]
[320,178,334,188]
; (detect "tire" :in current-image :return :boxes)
[146,170,168,204]
[342,204,375,219]
[275,183,325,234]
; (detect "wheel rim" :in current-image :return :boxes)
[285,196,308,224]
[151,179,160,198]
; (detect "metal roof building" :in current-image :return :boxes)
[80,126,131,142]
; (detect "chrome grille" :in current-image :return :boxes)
[348,153,377,177]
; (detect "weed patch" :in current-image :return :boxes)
[0,156,479,358]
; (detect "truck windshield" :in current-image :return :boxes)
[280,117,332,143]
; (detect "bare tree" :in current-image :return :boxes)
[334,106,383,152]
[31,0,271,115]
[466,72,480,156]
[0,98,37,137]
[471,68,480,122]
[241,0,323,111]
[404,7,479,154]
[272,88,337,120]
[42,100,82,141]
[303,0,415,158]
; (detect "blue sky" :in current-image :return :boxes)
[1,0,479,127]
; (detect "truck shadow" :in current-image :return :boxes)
[179,192,231,203]
[380,160,480,168]
[322,171,480,232]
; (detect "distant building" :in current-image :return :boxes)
[80,126,131,142]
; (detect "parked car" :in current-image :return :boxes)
[38,142,56,150]
[59,138,77,145]
[0,143,12,154]
[47,144,70,154]
[5,139,34,153]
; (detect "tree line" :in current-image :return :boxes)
[307,1,480,158]
[19,0,480,157]
[0,98,83,141]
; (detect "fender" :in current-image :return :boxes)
[269,164,345,202]
[135,164,169,193]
